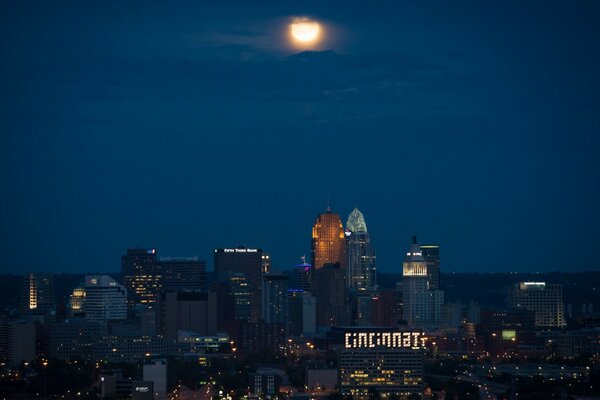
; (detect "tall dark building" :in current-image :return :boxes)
[345,208,376,291]
[297,255,313,293]
[214,246,264,322]
[262,273,290,336]
[20,272,55,315]
[420,244,440,290]
[157,290,217,340]
[311,207,346,271]
[314,262,349,328]
[121,249,161,307]
[158,257,207,291]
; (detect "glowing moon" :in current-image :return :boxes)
[290,19,321,43]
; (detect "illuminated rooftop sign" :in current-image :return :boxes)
[344,331,426,350]
[221,248,259,253]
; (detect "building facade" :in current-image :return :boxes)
[84,275,127,323]
[338,329,426,399]
[401,236,443,328]
[419,244,440,290]
[214,247,264,322]
[158,257,207,291]
[311,207,346,271]
[20,272,55,315]
[345,208,377,291]
[122,249,161,307]
[262,273,290,335]
[508,282,566,327]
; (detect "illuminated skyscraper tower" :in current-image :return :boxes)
[311,207,345,270]
[20,273,55,315]
[401,236,443,327]
[345,208,376,291]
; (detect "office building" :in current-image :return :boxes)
[143,359,167,400]
[297,255,313,293]
[420,244,440,290]
[261,253,272,274]
[214,246,264,322]
[20,272,55,315]
[372,290,400,327]
[228,273,252,321]
[157,290,217,340]
[346,208,377,291]
[84,275,127,323]
[252,368,281,397]
[508,282,566,327]
[315,262,349,328]
[311,207,346,270]
[262,272,290,335]
[288,289,316,336]
[0,321,36,364]
[338,328,426,399]
[158,257,207,291]
[240,321,285,353]
[401,236,443,328]
[49,318,106,360]
[69,283,86,317]
[122,248,161,307]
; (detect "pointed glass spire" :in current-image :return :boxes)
[346,207,368,233]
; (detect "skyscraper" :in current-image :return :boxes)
[121,248,161,307]
[420,244,440,290]
[345,207,376,291]
[20,272,55,315]
[314,262,349,328]
[84,275,127,323]
[214,246,264,322]
[401,236,444,327]
[262,272,290,335]
[297,255,313,293]
[311,207,346,270]
[508,282,566,327]
[158,257,207,291]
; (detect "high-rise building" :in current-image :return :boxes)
[420,244,440,290]
[143,359,167,400]
[315,263,349,328]
[508,282,566,327]
[214,247,264,322]
[297,256,313,293]
[0,321,36,364]
[157,290,217,340]
[69,284,86,317]
[372,290,401,327]
[84,275,127,323]
[262,273,290,335]
[20,272,55,315]
[261,253,272,274]
[338,328,426,399]
[122,248,161,307]
[288,289,316,336]
[345,208,377,291]
[228,273,252,321]
[158,257,207,291]
[401,236,443,328]
[311,208,346,271]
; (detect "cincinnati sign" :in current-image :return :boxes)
[344,331,426,350]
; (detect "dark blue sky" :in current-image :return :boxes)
[1,1,599,274]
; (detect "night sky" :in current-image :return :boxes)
[1,1,599,274]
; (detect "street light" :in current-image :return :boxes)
[42,359,48,400]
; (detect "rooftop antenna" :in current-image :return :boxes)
[326,196,332,213]
[412,235,418,244]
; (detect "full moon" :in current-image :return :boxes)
[290,19,321,43]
